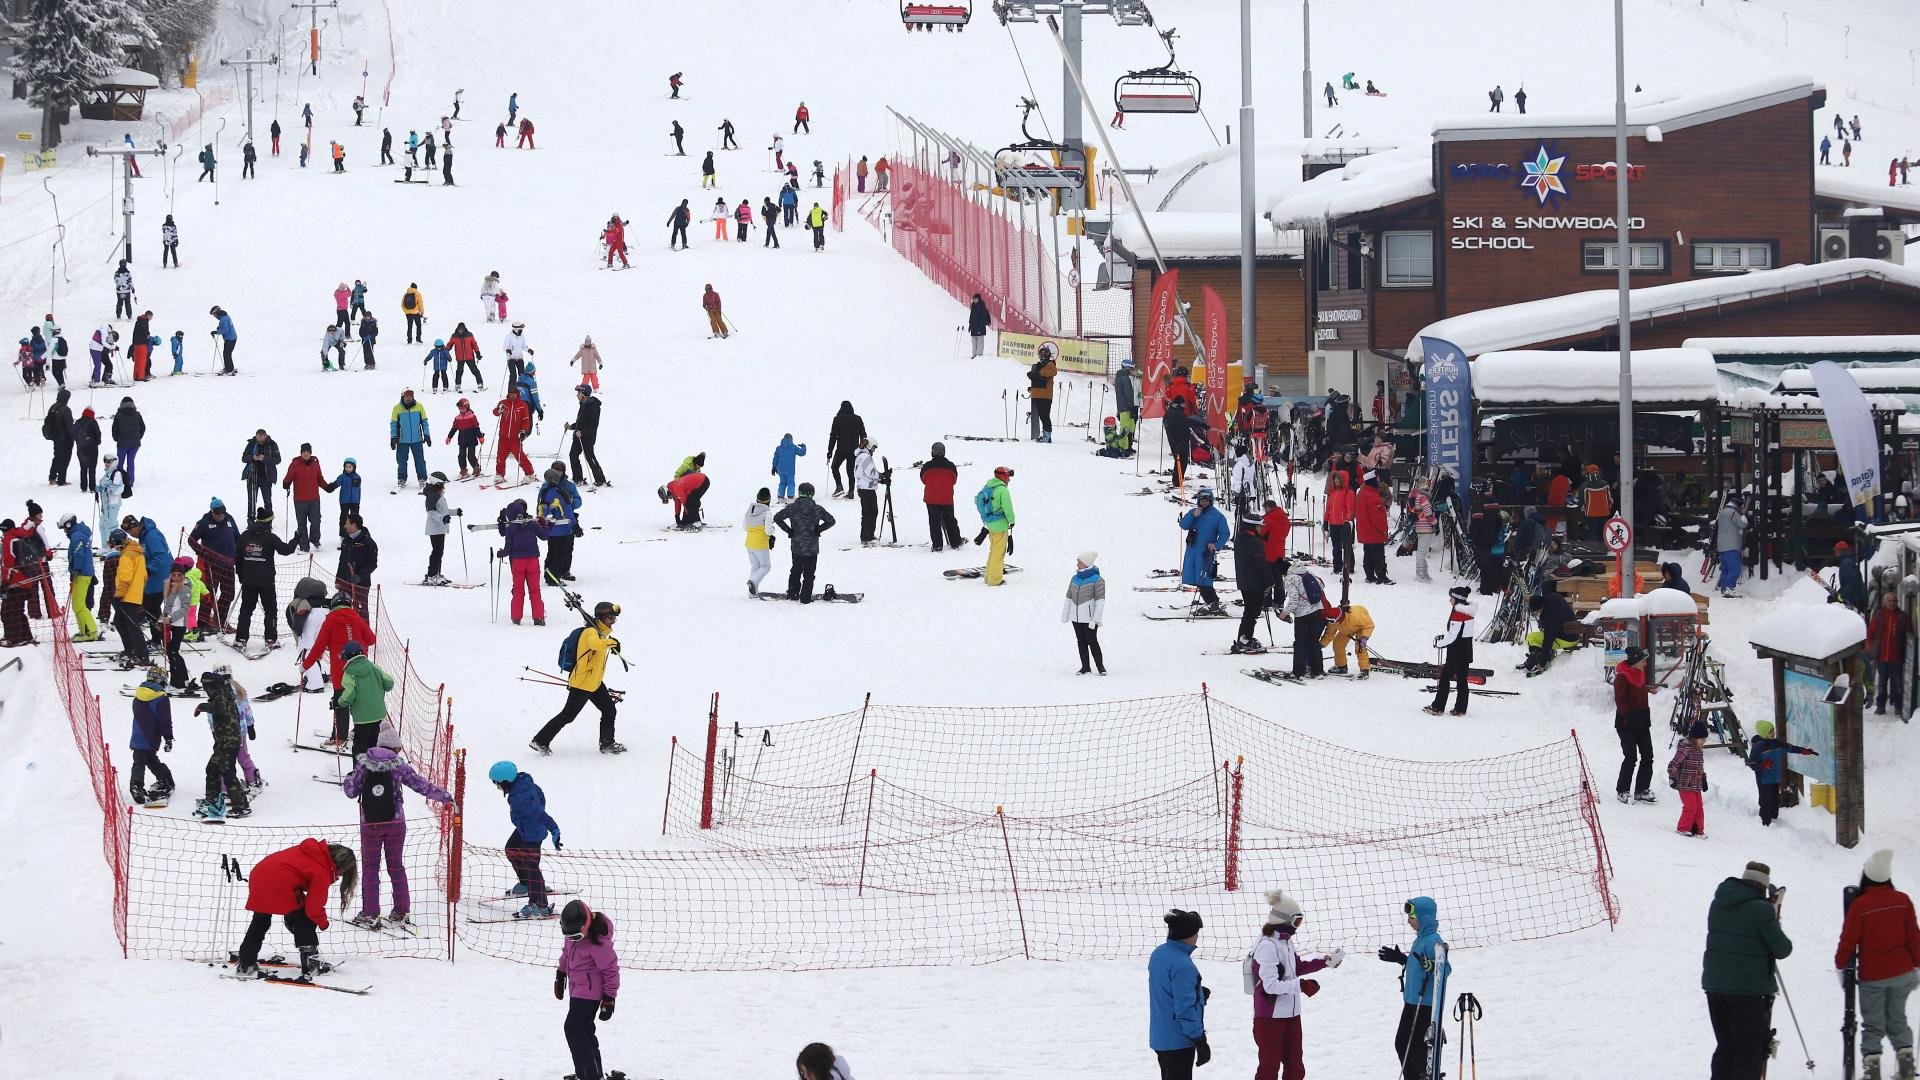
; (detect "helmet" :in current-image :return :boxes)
[341,641,365,658]
[171,556,193,572]
[56,512,76,530]
[1196,487,1215,500]
[798,482,815,497]
[994,466,1014,481]
[593,601,621,622]
[488,760,519,784]
[108,528,128,545]
[146,663,167,682]
[560,899,593,940]
[331,593,354,608]
[434,339,446,348]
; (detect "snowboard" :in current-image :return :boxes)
[944,565,1021,579]
[754,588,863,604]
[253,682,303,703]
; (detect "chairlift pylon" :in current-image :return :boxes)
[995,97,1083,195]
[901,0,970,31]
[1113,28,1201,115]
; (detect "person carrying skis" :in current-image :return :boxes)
[1062,551,1106,674]
[702,284,728,338]
[771,433,807,501]
[602,215,630,267]
[555,899,622,1080]
[1703,861,1792,1078]
[448,397,485,479]
[807,202,828,249]
[974,466,1016,586]
[528,600,624,754]
[1834,849,1920,1080]
[341,741,454,929]
[1746,719,1817,827]
[232,839,358,979]
[667,200,692,250]
[390,389,431,487]
[745,488,775,596]
[1177,489,1230,615]
[919,442,962,551]
[538,466,583,581]
[449,321,485,388]
[493,385,536,483]
[128,664,176,805]
[1379,896,1451,1080]
[1425,586,1476,715]
[193,665,252,820]
[494,493,552,621]
[773,483,836,603]
[1149,908,1210,1079]
[1250,891,1344,1080]
[566,385,607,487]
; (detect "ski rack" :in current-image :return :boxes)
[1113,28,1201,115]
[902,0,971,30]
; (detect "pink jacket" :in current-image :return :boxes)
[333,287,350,311]
[557,917,621,1000]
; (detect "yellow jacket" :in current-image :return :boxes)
[1323,604,1374,639]
[568,622,619,691]
[114,539,147,601]
[807,206,827,228]
[402,287,423,315]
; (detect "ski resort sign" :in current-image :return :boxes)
[1448,213,1647,251]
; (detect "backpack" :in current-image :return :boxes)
[557,626,586,673]
[1300,571,1324,605]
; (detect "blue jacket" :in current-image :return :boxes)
[351,282,367,308]
[139,518,171,595]
[215,313,236,341]
[1838,552,1867,610]
[67,522,93,577]
[1177,505,1230,587]
[130,679,173,751]
[332,468,362,505]
[771,435,806,478]
[780,186,798,209]
[1147,939,1207,1051]
[516,369,542,417]
[188,510,238,561]
[1401,896,1451,1005]
[170,336,184,363]
[506,772,560,846]
[425,344,451,372]
[1748,735,1814,784]
[390,398,430,444]
[538,478,582,537]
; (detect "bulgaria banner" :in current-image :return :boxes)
[1202,286,1228,445]
[1141,268,1180,420]
[1810,361,1882,509]
[1419,337,1473,495]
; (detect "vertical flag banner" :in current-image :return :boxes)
[1420,337,1473,495]
[1141,268,1180,420]
[1810,361,1882,510]
[1202,286,1228,447]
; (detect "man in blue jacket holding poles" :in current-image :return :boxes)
[1379,895,1451,1080]
[1149,907,1210,1079]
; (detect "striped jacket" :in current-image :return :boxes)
[1061,567,1106,625]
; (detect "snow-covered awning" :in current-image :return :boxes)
[1431,74,1821,143]
[1407,259,1920,364]
[1683,335,1920,358]
[1110,211,1303,263]
[1817,171,1920,219]
[93,66,159,90]
[1472,348,1717,408]
[1749,599,1866,662]
[1264,142,1435,228]
[1773,364,1920,395]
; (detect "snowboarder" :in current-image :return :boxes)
[128,664,175,804]
[667,200,692,250]
[391,389,430,486]
[744,489,774,595]
[974,467,1015,586]
[771,433,807,500]
[919,442,962,550]
[1424,587,1476,715]
[773,484,836,602]
[566,385,606,486]
[1062,551,1106,674]
[422,472,457,584]
[528,600,624,754]
[1149,908,1210,1079]
[192,666,252,819]
[1488,84,1504,112]
[341,744,453,929]
[1250,891,1344,1080]
[231,839,357,977]
[555,899,622,1080]
[447,397,485,478]
[538,466,582,581]
[1834,849,1918,1080]
[1380,897,1450,1080]
[827,401,865,497]
[702,284,728,338]
[1177,489,1230,614]
[1703,861,1791,1078]
[1323,81,1337,108]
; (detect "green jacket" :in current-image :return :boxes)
[975,478,1015,533]
[1701,877,1793,995]
[337,654,395,727]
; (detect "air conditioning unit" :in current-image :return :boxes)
[1819,226,1851,262]
[1875,229,1908,265]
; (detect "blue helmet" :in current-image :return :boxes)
[488,760,519,784]
[434,338,446,348]
[341,640,364,658]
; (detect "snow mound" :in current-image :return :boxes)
[1749,599,1866,659]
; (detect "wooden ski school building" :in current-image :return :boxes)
[1102,75,1920,543]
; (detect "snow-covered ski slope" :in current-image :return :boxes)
[1,1,1918,1077]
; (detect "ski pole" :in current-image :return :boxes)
[1774,971,1815,1071]
[458,523,469,584]
[1454,992,1481,1080]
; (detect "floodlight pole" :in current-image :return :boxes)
[1614,0,1636,597]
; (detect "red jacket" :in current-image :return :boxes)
[1836,882,1920,982]
[0,526,31,588]
[1613,662,1650,714]
[303,606,376,690]
[666,470,706,510]
[446,409,483,444]
[246,838,338,929]
[1165,377,1197,416]
[1355,484,1390,544]
[1323,487,1355,527]
[702,290,722,311]
[920,460,958,505]
[796,105,810,122]
[1260,507,1291,562]
[282,455,327,502]
[449,332,481,362]
[1868,607,1910,664]
[494,396,532,442]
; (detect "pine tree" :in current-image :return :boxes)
[10,0,158,148]
[138,0,217,83]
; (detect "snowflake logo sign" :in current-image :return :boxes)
[1518,143,1570,207]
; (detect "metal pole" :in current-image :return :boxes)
[1238,0,1257,380]
[1301,0,1314,141]
[120,156,134,264]
[1060,0,1084,213]
[1613,0,1636,598]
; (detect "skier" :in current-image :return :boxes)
[734,198,753,242]
[671,119,685,155]
[161,215,179,267]
[507,92,519,124]
[196,144,215,182]
[1062,551,1106,674]
[1356,475,1392,584]
[701,149,717,188]
[1379,896,1451,1080]
[89,326,119,386]
[1176,489,1230,615]
[495,121,508,148]
[301,594,376,741]
[773,134,786,171]
[1250,891,1343,1080]
[336,514,380,613]
[1278,562,1328,678]
[1149,908,1210,1079]
[74,404,100,490]
[269,118,281,156]
[856,155,869,192]
[192,665,252,820]
[771,433,807,501]
[602,215,630,267]
[241,138,257,178]
[668,71,683,98]
[352,94,366,125]
[108,526,151,664]
[1834,849,1919,1080]
[108,395,143,495]
[718,118,737,149]
[744,488,775,595]
[1026,346,1056,441]
[423,131,437,168]
[1321,601,1374,677]
[441,142,455,186]
[535,466,582,583]
[390,389,431,487]
[452,88,463,119]
[660,459,710,528]
[502,321,533,386]
[772,483,836,603]
[517,117,536,149]
[807,202,828,250]
[793,101,811,134]
[1229,511,1272,655]
[330,140,345,172]
[827,401,865,497]
[332,282,353,331]
[516,362,545,424]
[422,472,457,585]
[424,339,453,393]
[702,284,728,338]
[1703,861,1792,1078]
[919,442,962,551]
[402,283,425,343]
[449,322,485,388]
[555,899,622,1080]
[974,467,1016,586]
[1745,718,1817,828]
[566,384,607,486]
[231,838,357,978]
[812,159,826,187]
[210,305,238,374]
[447,397,485,479]
[380,128,395,165]
[967,293,992,358]
[481,271,503,323]
[667,200,692,250]
[128,664,176,804]
[1422,587,1476,715]
[58,514,99,641]
[710,196,729,241]
[761,197,780,247]
[329,458,363,541]
[528,600,624,754]
[0,521,40,647]
[111,261,136,319]
[780,183,798,227]
[167,330,182,375]
[569,336,604,391]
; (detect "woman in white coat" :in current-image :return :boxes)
[1247,890,1344,1080]
[1061,551,1106,675]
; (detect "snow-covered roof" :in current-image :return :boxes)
[1718,386,1909,411]
[1817,171,1920,218]
[1110,211,1303,262]
[1683,336,1920,357]
[1431,75,1820,142]
[94,67,160,90]
[1264,142,1435,228]
[1408,259,1920,363]
[1749,600,1866,660]
[1774,364,1920,394]
[1472,348,1717,407]
[1133,140,1387,214]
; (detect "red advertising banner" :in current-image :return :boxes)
[1202,286,1228,447]
[1141,268,1180,420]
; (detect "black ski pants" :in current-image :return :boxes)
[1707,992,1773,1080]
[1394,1003,1435,1080]
[405,314,423,343]
[235,580,277,645]
[546,533,574,579]
[831,452,855,493]
[1072,622,1103,672]
[927,503,963,551]
[130,748,173,795]
[1155,1047,1196,1080]
[1237,584,1266,642]
[237,908,318,970]
[49,437,72,484]
[670,223,688,249]
[570,432,605,485]
[859,488,878,542]
[1430,642,1473,713]
[564,997,604,1080]
[787,552,818,602]
[1292,611,1325,676]
[456,359,483,388]
[114,600,150,662]
[1615,713,1653,796]
[533,685,618,748]
[428,534,446,580]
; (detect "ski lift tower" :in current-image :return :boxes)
[992,0,1154,212]
[84,142,171,265]
[218,50,280,147]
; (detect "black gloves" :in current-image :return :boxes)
[598,996,615,1021]
[1194,1037,1211,1067]
[390,438,398,450]
[974,528,988,546]
[1378,945,1407,965]
[246,725,255,741]
[455,508,464,516]
[553,973,566,1000]
[163,737,173,752]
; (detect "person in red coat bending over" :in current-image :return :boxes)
[302,594,376,746]
[1356,474,1393,585]
[493,385,536,482]
[1836,848,1920,1080]
[232,838,358,978]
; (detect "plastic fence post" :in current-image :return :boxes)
[857,769,877,897]
[661,735,677,835]
[1224,757,1244,893]
[1201,683,1220,814]
[396,640,410,740]
[1568,728,1620,926]
[997,807,1031,961]
[838,692,872,825]
[449,748,465,962]
[700,693,718,830]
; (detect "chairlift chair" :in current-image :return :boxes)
[995,97,1083,195]
[1112,28,1202,116]
[902,0,970,30]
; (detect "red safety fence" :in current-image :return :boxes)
[46,601,132,953]
[878,158,1055,336]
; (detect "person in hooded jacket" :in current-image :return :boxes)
[1379,896,1451,1080]
[1062,551,1106,674]
[232,837,358,978]
[42,387,74,485]
[127,663,175,802]
[58,514,99,641]
[448,398,486,479]
[75,406,101,492]
[123,515,172,646]
[1249,891,1344,1080]
[1026,347,1057,442]
[1356,474,1392,584]
[390,389,431,487]
[1838,541,1868,611]
[920,442,962,551]
[499,496,552,624]
[341,741,453,929]
[240,429,281,519]
[1836,849,1920,1080]
[449,322,485,390]
[1704,861,1793,1079]
[110,397,144,496]
[771,433,807,501]
[1177,490,1230,615]
[281,444,327,552]
[538,466,583,581]
[967,293,992,358]
[569,335,604,390]
[421,472,457,585]
[1149,908,1210,1079]
[302,593,376,739]
[336,514,379,614]
[555,898,621,1080]
[490,760,563,917]
[826,402,866,498]
[773,483,837,602]
[233,508,298,650]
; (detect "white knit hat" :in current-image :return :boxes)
[1264,889,1302,925]
[1865,849,1895,884]
[1077,550,1099,566]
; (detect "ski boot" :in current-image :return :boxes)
[533,617,545,626]
[386,911,414,927]
[505,882,530,898]
[513,902,555,920]
[245,773,268,798]
[1634,791,1658,805]
[298,945,334,977]
[1228,636,1264,655]
[527,739,552,757]
[183,629,202,643]
[1327,665,1350,676]
[1193,602,1228,617]
[348,912,382,930]
[600,741,628,755]
[1865,1053,1882,1080]
[1895,1046,1913,1080]
[1356,668,1369,680]
[192,795,227,821]
[747,580,758,596]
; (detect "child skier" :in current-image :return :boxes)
[330,458,363,534]
[425,338,453,393]
[555,899,621,1080]
[489,760,561,919]
[447,397,485,478]
[569,336,603,390]
[192,665,252,820]
[1249,891,1344,1080]
[1747,719,1817,827]
[159,559,195,689]
[711,197,728,240]
[423,472,457,585]
[494,288,511,324]
[341,744,454,928]
[745,488,774,595]
[128,664,176,805]
[1669,719,1709,837]
[1378,896,1450,1080]
[1062,551,1106,675]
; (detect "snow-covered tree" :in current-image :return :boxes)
[10,0,158,147]
[138,0,218,81]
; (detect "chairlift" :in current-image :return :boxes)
[995,97,1082,194]
[901,0,970,31]
[1113,29,1201,116]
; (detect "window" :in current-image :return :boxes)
[1345,232,1364,290]
[1314,237,1334,291]
[1382,230,1434,287]
[1692,242,1774,273]
[1582,241,1666,272]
